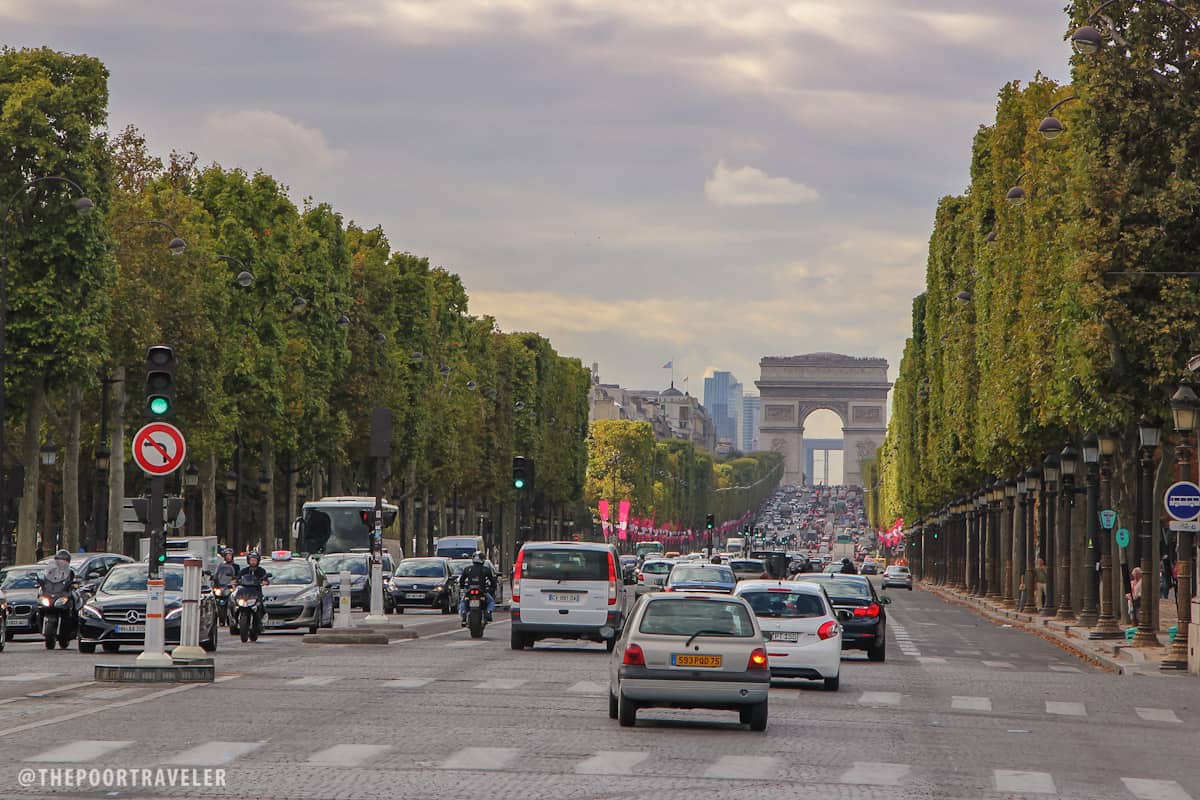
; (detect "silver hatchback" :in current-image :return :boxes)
[882,565,913,590]
[608,593,770,731]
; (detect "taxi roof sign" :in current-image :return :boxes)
[270,550,293,561]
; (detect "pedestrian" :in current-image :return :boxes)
[1126,567,1142,624]
[1035,558,1048,610]
[1161,555,1174,601]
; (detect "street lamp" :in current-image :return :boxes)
[1091,433,1123,638]
[40,439,58,554]
[1037,96,1080,140]
[1042,452,1060,615]
[1164,386,1198,668]
[1002,478,1018,606]
[1133,416,1161,645]
[1024,466,1040,611]
[1079,433,1100,626]
[1006,173,1028,206]
[225,470,239,551]
[1057,443,1079,620]
[1071,1,1198,58]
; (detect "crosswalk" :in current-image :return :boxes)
[13,738,1193,797]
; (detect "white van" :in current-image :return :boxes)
[434,536,485,560]
[510,541,627,652]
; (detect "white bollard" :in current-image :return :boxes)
[136,570,172,667]
[364,557,387,624]
[172,558,206,661]
[335,570,352,628]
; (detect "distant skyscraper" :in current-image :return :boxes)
[741,394,761,452]
[703,371,742,445]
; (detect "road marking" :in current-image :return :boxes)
[384,678,434,689]
[0,672,60,682]
[859,691,903,706]
[982,660,1014,668]
[166,741,264,766]
[1045,701,1087,716]
[1122,778,1194,800]
[26,740,134,763]
[0,683,202,738]
[446,641,485,648]
[954,649,983,655]
[440,747,518,770]
[82,688,139,700]
[214,675,241,683]
[994,769,1056,794]
[951,696,992,712]
[1135,707,1182,724]
[286,676,340,686]
[307,744,390,766]
[917,656,946,664]
[1049,664,1081,673]
[475,678,526,690]
[27,681,96,697]
[575,750,649,775]
[703,755,778,780]
[566,681,607,694]
[839,762,910,785]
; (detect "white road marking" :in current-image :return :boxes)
[440,747,518,770]
[0,683,202,738]
[954,649,983,655]
[839,762,910,785]
[214,675,240,683]
[566,681,607,694]
[1045,701,1087,716]
[917,657,946,664]
[446,641,485,648]
[1049,664,1081,673]
[1122,778,1195,800]
[26,740,134,763]
[286,676,340,686]
[982,660,1014,668]
[859,691,903,706]
[166,741,265,766]
[474,678,526,690]
[384,678,434,689]
[994,769,1057,794]
[27,681,96,697]
[307,744,390,766]
[82,688,139,700]
[703,755,778,780]
[1135,707,1182,724]
[0,672,60,682]
[575,750,649,775]
[951,696,992,712]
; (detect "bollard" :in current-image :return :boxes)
[171,558,206,661]
[364,556,387,624]
[335,570,352,628]
[136,572,172,667]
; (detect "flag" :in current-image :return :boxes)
[661,361,673,369]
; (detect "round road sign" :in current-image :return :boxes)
[131,422,187,477]
[1115,528,1131,549]
[1163,481,1200,522]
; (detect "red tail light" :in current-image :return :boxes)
[747,647,769,670]
[637,572,644,582]
[853,603,881,618]
[512,549,525,604]
[622,643,645,666]
[818,620,839,640]
[760,571,769,579]
[607,553,618,606]
[662,585,673,592]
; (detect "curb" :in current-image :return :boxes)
[303,626,419,645]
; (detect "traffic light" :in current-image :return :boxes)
[148,529,166,571]
[144,345,176,418]
[513,456,533,491]
[705,513,715,530]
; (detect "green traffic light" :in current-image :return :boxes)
[156,553,166,563]
[149,396,170,416]
[514,478,525,489]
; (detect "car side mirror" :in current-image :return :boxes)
[80,582,97,594]
[878,596,891,605]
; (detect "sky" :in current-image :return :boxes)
[1,0,1073,440]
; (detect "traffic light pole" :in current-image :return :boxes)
[137,475,172,666]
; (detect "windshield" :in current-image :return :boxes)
[264,562,313,586]
[522,548,610,581]
[318,554,368,575]
[730,560,764,571]
[301,504,397,553]
[887,566,909,574]
[742,590,827,618]
[641,562,672,575]
[396,560,445,578]
[0,568,41,589]
[670,566,733,584]
[639,598,755,637]
[101,566,185,593]
[794,576,872,602]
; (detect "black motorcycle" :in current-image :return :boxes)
[212,584,234,627]
[464,586,488,639]
[36,580,77,650]
[232,582,266,642]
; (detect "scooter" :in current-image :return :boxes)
[36,580,77,650]
[465,586,488,639]
[232,584,264,642]
[212,585,233,627]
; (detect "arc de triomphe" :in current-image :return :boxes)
[755,353,891,487]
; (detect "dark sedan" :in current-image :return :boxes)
[793,573,890,661]
[78,563,217,654]
[319,552,393,611]
[388,557,456,614]
[664,564,737,594]
[0,565,45,638]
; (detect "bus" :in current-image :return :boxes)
[295,496,402,559]
[634,541,665,561]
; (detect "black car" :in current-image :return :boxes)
[0,565,46,638]
[793,573,890,661]
[388,557,457,614]
[318,552,393,611]
[78,563,218,654]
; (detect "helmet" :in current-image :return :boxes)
[221,547,235,560]
[247,550,261,564]
[472,551,484,564]
[54,549,71,562]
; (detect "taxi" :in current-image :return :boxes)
[243,551,334,634]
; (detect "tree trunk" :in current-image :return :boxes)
[263,441,276,550]
[106,366,127,554]
[329,462,344,496]
[202,453,218,540]
[15,378,46,563]
[63,384,82,553]
[285,453,297,550]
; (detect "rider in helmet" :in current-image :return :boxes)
[212,547,240,588]
[458,551,497,626]
[710,553,723,565]
[239,551,269,586]
[42,549,76,595]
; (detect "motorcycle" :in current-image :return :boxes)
[36,580,77,650]
[212,585,233,627]
[232,584,265,642]
[465,586,488,639]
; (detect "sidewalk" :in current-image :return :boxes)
[920,581,1185,677]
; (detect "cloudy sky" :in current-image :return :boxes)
[3,0,1071,437]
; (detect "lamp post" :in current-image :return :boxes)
[1057,443,1079,620]
[1002,479,1017,607]
[1091,431,1123,637]
[1133,416,1161,646]
[1024,467,1040,612]
[224,471,238,551]
[1042,452,1060,616]
[988,481,1004,599]
[258,471,271,551]
[976,492,988,595]
[965,497,977,594]
[1079,434,1100,626]
[294,478,309,552]
[1014,477,1027,609]
[1163,386,1198,668]
[39,439,58,554]
[90,445,110,554]
[183,463,199,536]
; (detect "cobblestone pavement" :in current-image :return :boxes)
[0,589,1196,799]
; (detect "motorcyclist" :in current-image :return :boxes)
[237,551,270,588]
[212,548,240,588]
[710,554,723,565]
[840,557,858,575]
[41,549,77,600]
[458,551,497,626]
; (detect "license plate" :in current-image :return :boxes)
[9,615,28,625]
[548,592,581,603]
[405,593,425,600]
[766,631,800,642]
[468,599,482,608]
[264,617,285,627]
[114,624,145,633]
[672,654,722,668]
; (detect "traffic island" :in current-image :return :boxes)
[94,661,215,683]
[303,625,418,645]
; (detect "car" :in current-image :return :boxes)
[389,557,457,614]
[734,580,842,690]
[447,558,505,604]
[823,563,845,574]
[664,563,737,594]
[619,555,639,584]
[510,541,627,651]
[255,552,334,633]
[0,565,47,639]
[608,592,770,730]
[881,564,913,590]
[860,558,878,575]
[318,551,393,611]
[791,573,889,661]
[78,562,218,653]
[636,558,674,594]
[728,559,768,582]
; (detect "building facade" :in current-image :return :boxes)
[703,371,743,447]
[741,394,761,453]
[589,365,716,452]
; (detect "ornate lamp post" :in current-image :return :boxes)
[1163,386,1197,668]
[988,481,1004,599]
[1057,443,1079,620]
[91,445,111,553]
[224,471,239,551]
[1042,452,1060,616]
[1024,467,1040,612]
[1133,416,1161,646]
[1079,434,1100,626]
[1002,479,1017,607]
[39,439,58,554]
[1091,432,1123,637]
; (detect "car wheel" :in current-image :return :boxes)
[3,628,13,642]
[605,636,617,653]
[608,690,619,720]
[102,643,120,653]
[868,642,886,662]
[202,625,218,653]
[824,675,840,691]
[395,606,404,614]
[510,630,526,650]
[747,700,768,731]
[79,641,96,654]
[0,617,5,650]
[441,596,452,615]
[617,692,638,727]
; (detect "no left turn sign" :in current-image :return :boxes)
[131,422,187,476]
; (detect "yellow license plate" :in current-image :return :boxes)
[672,654,722,668]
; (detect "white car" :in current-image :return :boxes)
[511,542,628,651]
[882,565,913,590]
[734,580,843,690]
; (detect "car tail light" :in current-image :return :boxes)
[622,643,645,666]
[760,571,769,579]
[662,585,673,592]
[818,620,839,640]
[637,572,644,582]
[607,553,618,606]
[747,647,769,670]
[853,603,881,618]
[512,549,524,604]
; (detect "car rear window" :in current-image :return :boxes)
[729,560,763,571]
[670,566,733,584]
[639,598,755,637]
[742,591,827,618]
[522,548,610,581]
[641,562,671,574]
[795,576,873,601]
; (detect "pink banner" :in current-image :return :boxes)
[617,500,631,529]
[598,499,610,522]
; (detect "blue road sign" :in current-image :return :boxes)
[1163,481,1200,522]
